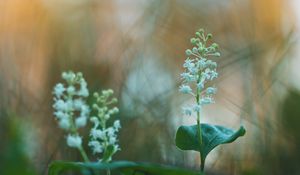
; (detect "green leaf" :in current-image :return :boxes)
[48,161,202,175]
[175,123,246,169]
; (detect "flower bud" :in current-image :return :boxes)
[207,33,212,39]
[67,86,76,95]
[198,28,204,34]
[104,114,110,120]
[192,47,198,53]
[215,52,221,57]
[76,72,83,78]
[211,43,218,48]
[185,49,192,56]
[111,98,118,103]
[93,92,99,98]
[93,104,98,109]
[190,38,197,44]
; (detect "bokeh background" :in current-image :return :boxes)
[1,0,300,175]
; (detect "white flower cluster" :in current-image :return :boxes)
[53,71,90,148]
[52,71,122,162]
[179,29,220,116]
[88,90,121,162]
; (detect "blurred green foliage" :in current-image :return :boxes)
[0,112,37,175]
[49,161,202,175]
[279,90,300,175]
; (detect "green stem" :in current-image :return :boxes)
[107,169,111,175]
[196,106,202,146]
[196,79,203,172]
[78,145,90,163]
[196,83,203,146]
[200,156,205,172]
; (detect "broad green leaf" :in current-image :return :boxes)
[175,123,246,169]
[48,160,202,175]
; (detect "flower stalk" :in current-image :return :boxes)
[179,29,220,172]
[78,145,90,163]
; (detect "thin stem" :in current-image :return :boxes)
[78,145,90,163]
[107,169,111,175]
[196,77,203,145]
[200,156,205,172]
[196,78,204,172]
[191,52,202,58]
[196,95,202,145]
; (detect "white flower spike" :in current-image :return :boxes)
[52,71,91,162]
[179,29,220,118]
[88,89,121,163]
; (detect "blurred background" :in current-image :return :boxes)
[0,0,300,175]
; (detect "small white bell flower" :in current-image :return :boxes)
[67,135,82,148]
